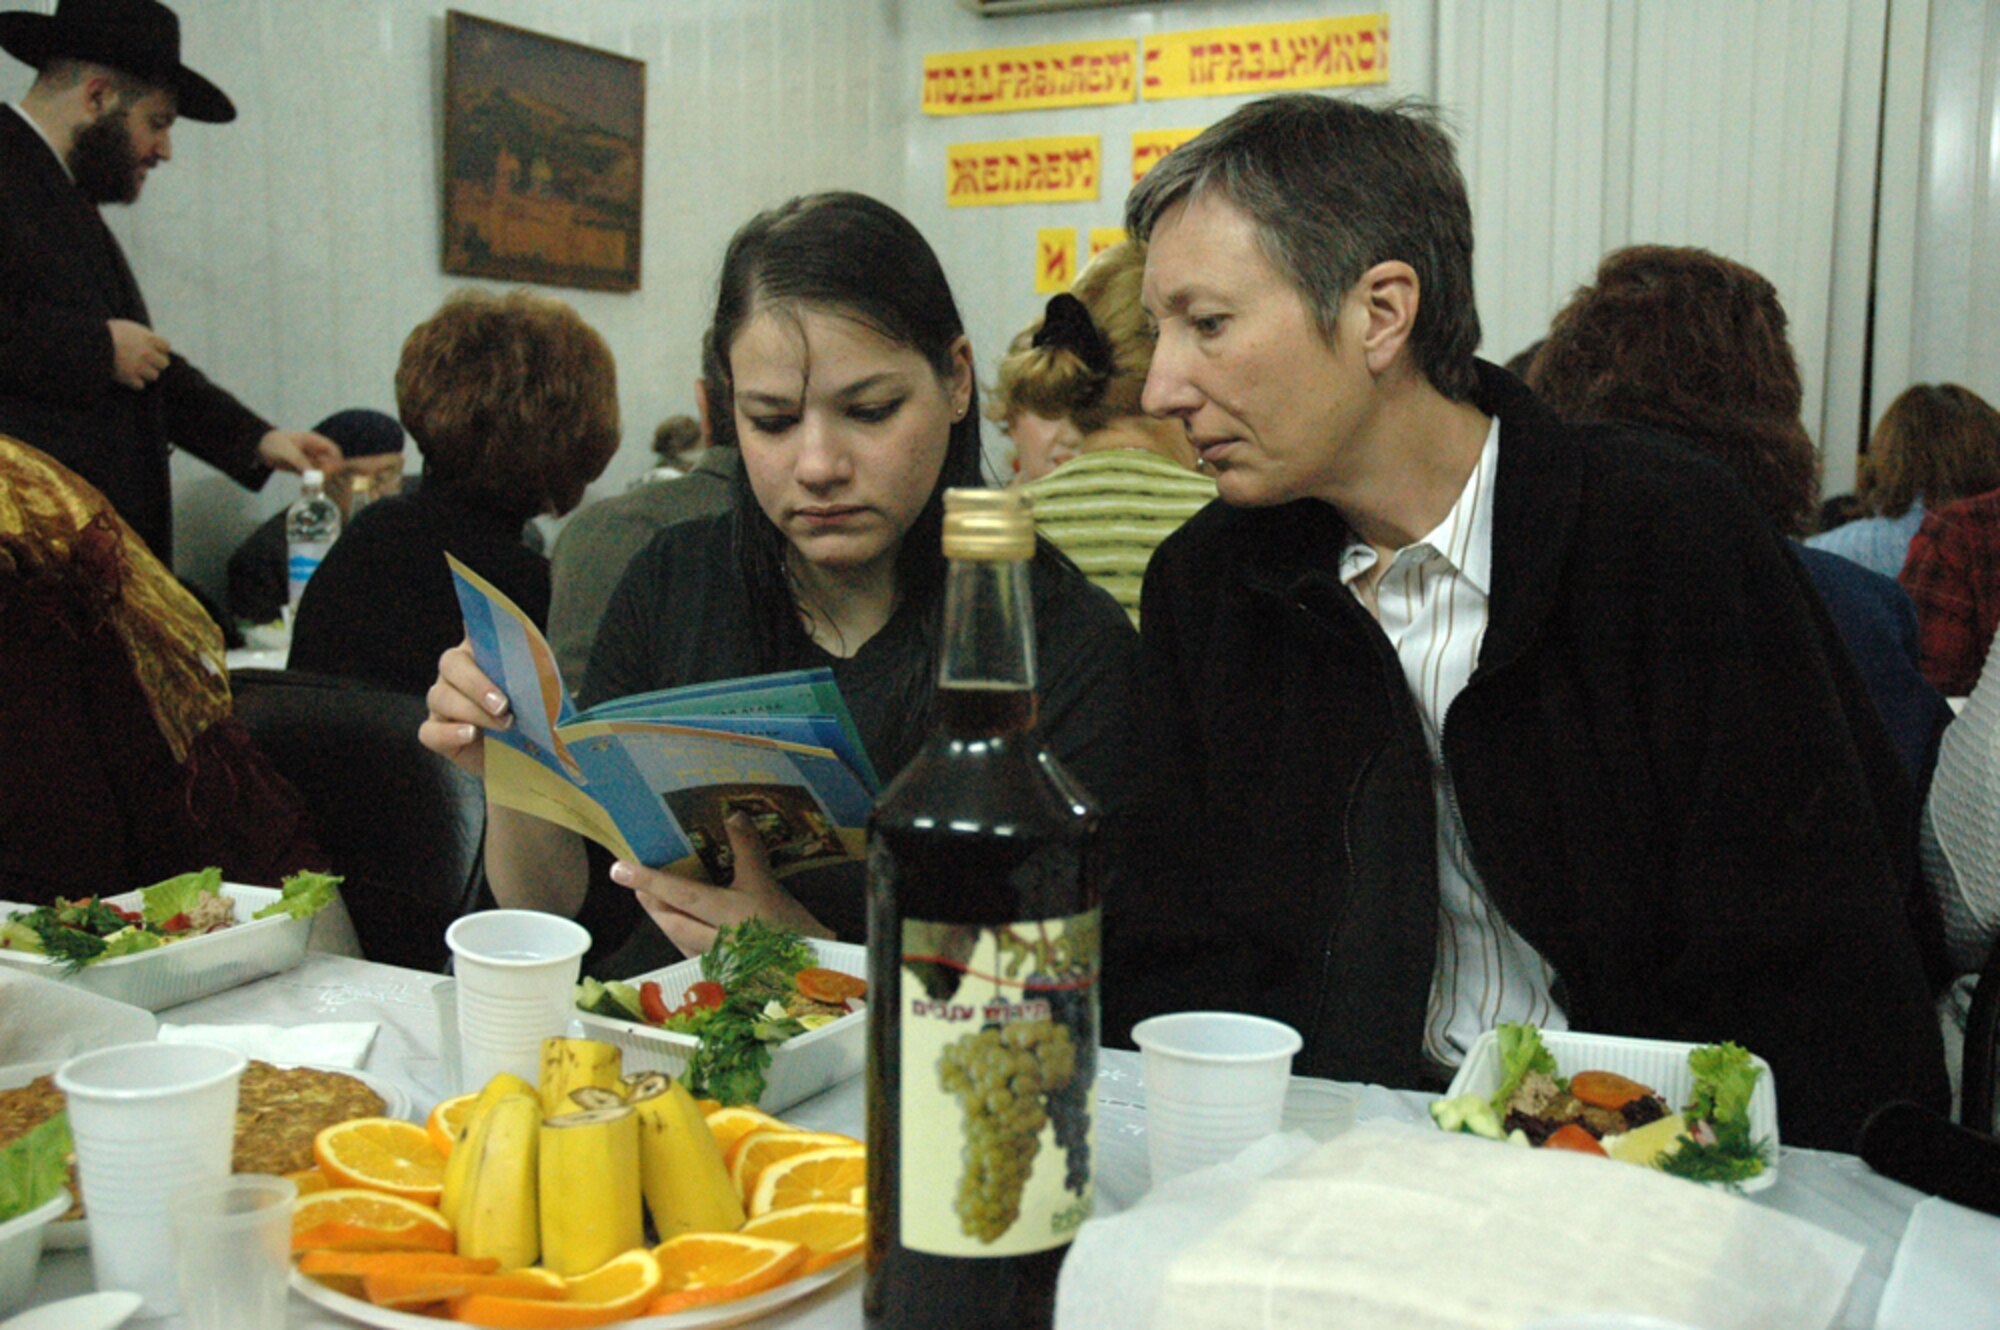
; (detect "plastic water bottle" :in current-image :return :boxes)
[285,468,340,610]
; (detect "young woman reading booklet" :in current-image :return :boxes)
[421,193,1137,969]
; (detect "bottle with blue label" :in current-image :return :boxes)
[285,468,340,612]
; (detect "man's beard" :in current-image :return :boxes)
[68,110,144,205]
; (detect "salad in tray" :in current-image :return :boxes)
[1431,1023,1773,1186]
[576,920,866,1106]
[0,867,340,971]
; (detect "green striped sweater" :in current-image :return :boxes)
[1021,449,1217,626]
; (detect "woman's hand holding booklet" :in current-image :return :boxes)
[444,555,878,884]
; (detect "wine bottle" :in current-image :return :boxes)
[864,488,1102,1330]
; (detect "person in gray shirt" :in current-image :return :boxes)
[547,339,738,682]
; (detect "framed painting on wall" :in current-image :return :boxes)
[442,11,645,292]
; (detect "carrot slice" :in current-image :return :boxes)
[794,967,867,1005]
[300,1250,501,1278]
[1568,1070,1656,1111]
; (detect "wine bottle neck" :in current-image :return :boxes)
[938,554,1036,694]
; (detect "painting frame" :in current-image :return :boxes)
[442,11,645,293]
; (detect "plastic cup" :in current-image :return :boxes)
[171,1173,296,1330]
[445,910,590,1093]
[55,1041,247,1318]
[1131,1011,1303,1186]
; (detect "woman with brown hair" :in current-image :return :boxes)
[990,242,1215,624]
[1528,244,1953,795]
[1808,383,2000,580]
[289,289,620,695]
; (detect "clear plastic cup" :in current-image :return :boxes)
[1131,1011,1303,1186]
[55,1041,247,1318]
[445,910,590,1092]
[171,1173,297,1330]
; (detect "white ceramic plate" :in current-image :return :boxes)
[24,1062,411,1251]
[291,1253,862,1329]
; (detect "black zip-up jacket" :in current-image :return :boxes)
[1110,362,1948,1152]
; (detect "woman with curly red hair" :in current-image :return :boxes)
[1528,244,1953,793]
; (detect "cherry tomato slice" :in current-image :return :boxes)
[680,980,726,1012]
[1568,1070,1657,1111]
[1544,1122,1608,1155]
[794,967,868,1005]
[639,980,670,1025]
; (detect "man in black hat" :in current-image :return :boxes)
[0,0,342,562]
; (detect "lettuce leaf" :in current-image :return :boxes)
[140,867,225,925]
[98,928,165,960]
[0,917,45,955]
[1491,1022,1562,1114]
[0,1112,70,1224]
[253,871,343,921]
[1685,1042,1760,1140]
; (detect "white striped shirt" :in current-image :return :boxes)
[1337,418,1566,1068]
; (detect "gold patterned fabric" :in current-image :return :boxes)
[0,436,230,763]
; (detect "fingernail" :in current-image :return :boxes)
[459,724,477,744]
[609,861,635,886]
[484,691,508,716]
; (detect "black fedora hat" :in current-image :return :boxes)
[0,0,234,123]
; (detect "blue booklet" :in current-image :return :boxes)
[449,556,878,881]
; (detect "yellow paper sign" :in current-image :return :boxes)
[947,136,1101,208]
[923,39,1138,115]
[1036,229,1078,293]
[1142,14,1388,101]
[1088,227,1127,260]
[1131,128,1204,184]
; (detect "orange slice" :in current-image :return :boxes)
[747,1144,866,1217]
[292,1188,455,1254]
[286,1166,332,1197]
[705,1105,790,1157]
[738,1201,866,1273]
[726,1130,860,1201]
[645,1232,807,1316]
[300,1251,499,1278]
[451,1247,662,1328]
[365,1267,563,1310]
[313,1118,449,1203]
[427,1092,480,1157]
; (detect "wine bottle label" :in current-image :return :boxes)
[897,910,1098,1256]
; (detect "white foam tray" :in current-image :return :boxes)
[1444,1027,1780,1192]
[574,938,866,1114]
[0,884,313,1011]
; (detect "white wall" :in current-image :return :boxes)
[1,0,1955,594]
[1890,0,2000,421]
[4,0,906,597]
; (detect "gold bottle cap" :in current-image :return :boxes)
[941,487,1035,561]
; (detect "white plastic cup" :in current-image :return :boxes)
[171,1173,296,1330]
[55,1041,247,1318]
[445,910,590,1093]
[1131,1011,1303,1186]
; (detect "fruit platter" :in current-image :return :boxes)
[288,1034,865,1328]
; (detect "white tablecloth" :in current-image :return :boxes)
[16,953,1964,1328]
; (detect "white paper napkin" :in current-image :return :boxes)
[1875,1196,2000,1329]
[156,1021,379,1069]
[1057,1122,1863,1330]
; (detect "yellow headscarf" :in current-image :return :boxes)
[0,437,231,763]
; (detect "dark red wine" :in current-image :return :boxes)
[864,491,1101,1330]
